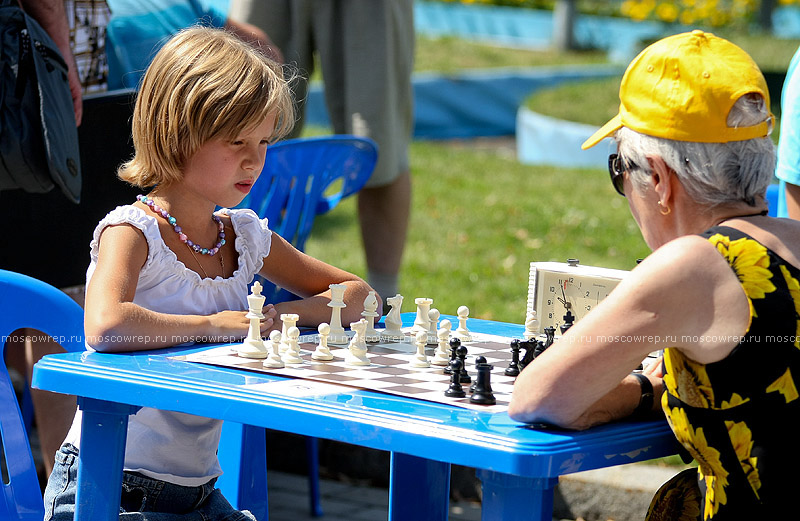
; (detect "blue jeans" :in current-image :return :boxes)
[44,444,256,521]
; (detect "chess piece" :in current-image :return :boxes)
[518,339,538,371]
[281,326,303,364]
[431,321,451,366]
[362,290,380,342]
[345,319,370,366]
[470,355,488,393]
[444,337,460,375]
[427,308,440,345]
[237,282,268,359]
[263,330,285,368]
[381,294,404,341]
[278,313,299,354]
[454,305,473,342]
[312,323,334,361]
[409,330,431,368]
[469,361,496,405]
[327,283,349,345]
[456,345,471,384]
[560,309,575,335]
[524,310,540,340]
[505,340,521,377]
[412,297,433,335]
[444,358,466,398]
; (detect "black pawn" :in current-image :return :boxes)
[505,340,521,377]
[457,345,471,384]
[444,338,461,375]
[469,362,496,405]
[470,356,487,393]
[445,359,466,398]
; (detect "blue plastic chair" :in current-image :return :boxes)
[217,135,378,518]
[0,270,85,520]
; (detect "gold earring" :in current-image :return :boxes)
[658,201,671,216]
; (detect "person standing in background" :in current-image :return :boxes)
[228,0,415,304]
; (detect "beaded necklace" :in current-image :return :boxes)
[138,194,226,278]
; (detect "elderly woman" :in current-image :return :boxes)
[508,31,800,519]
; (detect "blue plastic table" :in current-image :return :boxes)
[32,314,678,521]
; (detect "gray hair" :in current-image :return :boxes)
[616,94,776,207]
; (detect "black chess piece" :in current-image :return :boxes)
[445,358,466,398]
[444,337,461,375]
[456,345,471,384]
[518,339,538,371]
[469,362,496,405]
[505,340,521,377]
[543,326,556,347]
[470,356,487,393]
[560,309,575,335]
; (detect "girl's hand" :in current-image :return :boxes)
[206,309,275,342]
[260,304,278,335]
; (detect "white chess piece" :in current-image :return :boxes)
[454,305,473,342]
[327,283,349,345]
[279,313,299,354]
[345,319,370,366]
[426,308,440,345]
[237,282,268,359]
[409,330,431,368]
[381,294,404,341]
[263,330,285,368]
[312,323,334,361]
[362,290,380,342]
[432,321,451,366]
[281,326,303,364]
[412,297,433,335]
[524,310,540,340]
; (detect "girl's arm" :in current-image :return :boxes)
[259,233,378,329]
[84,224,258,352]
[507,235,750,430]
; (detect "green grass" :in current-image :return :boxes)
[304,137,650,322]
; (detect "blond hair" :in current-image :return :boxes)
[118,26,295,188]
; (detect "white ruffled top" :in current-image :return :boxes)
[65,205,272,486]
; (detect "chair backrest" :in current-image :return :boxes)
[238,135,378,303]
[0,270,84,520]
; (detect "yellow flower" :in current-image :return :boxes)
[725,420,761,499]
[666,407,729,518]
[663,348,713,408]
[708,234,775,324]
[766,368,799,403]
[779,265,800,348]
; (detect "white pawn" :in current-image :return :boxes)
[427,308,440,345]
[345,319,370,366]
[454,305,473,342]
[263,330,285,368]
[432,321,451,366]
[281,326,303,365]
[409,330,431,368]
[362,290,380,343]
[381,294,404,341]
[312,323,334,361]
[524,310,540,340]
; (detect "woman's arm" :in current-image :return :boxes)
[84,225,256,352]
[508,235,749,429]
[259,233,377,329]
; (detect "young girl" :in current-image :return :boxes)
[43,27,376,520]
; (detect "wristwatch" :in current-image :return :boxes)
[631,372,654,418]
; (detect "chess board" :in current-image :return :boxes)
[179,328,520,413]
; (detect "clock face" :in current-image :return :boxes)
[526,262,628,333]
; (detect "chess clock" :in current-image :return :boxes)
[526,259,629,333]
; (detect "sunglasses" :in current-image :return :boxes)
[607,153,635,197]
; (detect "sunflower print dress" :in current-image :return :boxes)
[645,227,800,521]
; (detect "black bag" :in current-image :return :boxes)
[0,0,81,203]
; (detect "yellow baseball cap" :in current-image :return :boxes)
[582,30,772,150]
